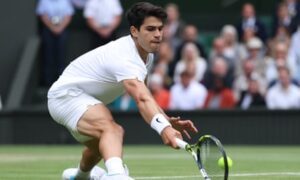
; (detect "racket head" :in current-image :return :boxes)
[196,135,229,180]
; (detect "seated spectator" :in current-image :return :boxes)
[265,42,292,85]
[268,25,291,55]
[237,75,266,109]
[288,22,300,83]
[36,0,74,86]
[272,2,294,37]
[204,76,236,109]
[266,67,300,109]
[236,3,267,42]
[174,42,207,83]
[236,37,266,78]
[169,68,207,110]
[234,60,266,101]
[209,37,236,76]
[163,3,185,51]
[282,0,300,33]
[148,73,170,110]
[203,57,233,89]
[109,93,137,111]
[221,25,246,63]
[84,0,123,49]
[169,25,207,78]
[152,41,174,88]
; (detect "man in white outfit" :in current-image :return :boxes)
[48,2,198,180]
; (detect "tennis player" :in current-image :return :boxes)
[47,2,198,180]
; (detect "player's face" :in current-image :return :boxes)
[131,16,164,54]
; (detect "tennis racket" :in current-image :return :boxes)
[175,135,229,180]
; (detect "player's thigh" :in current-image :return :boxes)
[77,103,121,139]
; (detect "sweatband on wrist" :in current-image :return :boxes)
[150,114,171,135]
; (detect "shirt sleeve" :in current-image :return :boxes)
[112,0,123,15]
[36,0,46,15]
[83,0,96,18]
[64,0,75,16]
[113,60,147,83]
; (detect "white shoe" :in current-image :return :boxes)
[100,174,135,180]
[62,166,106,180]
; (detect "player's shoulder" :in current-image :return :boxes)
[105,35,135,55]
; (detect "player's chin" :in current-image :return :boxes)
[149,44,160,52]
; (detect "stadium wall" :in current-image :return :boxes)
[0,109,299,145]
[0,1,37,104]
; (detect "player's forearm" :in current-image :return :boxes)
[135,93,162,124]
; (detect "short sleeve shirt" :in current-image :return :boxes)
[84,0,123,26]
[48,35,154,104]
[36,0,74,19]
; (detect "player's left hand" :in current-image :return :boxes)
[169,117,198,139]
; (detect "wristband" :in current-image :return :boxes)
[150,114,171,135]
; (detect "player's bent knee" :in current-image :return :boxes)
[95,121,124,137]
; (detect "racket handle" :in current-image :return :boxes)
[175,138,188,149]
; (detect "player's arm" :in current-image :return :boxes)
[123,79,181,148]
[123,79,198,147]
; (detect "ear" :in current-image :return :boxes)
[130,26,138,38]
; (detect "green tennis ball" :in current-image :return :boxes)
[218,156,233,169]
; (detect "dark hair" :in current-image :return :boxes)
[126,2,167,30]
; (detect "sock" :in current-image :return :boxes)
[76,166,91,179]
[105,157,125,175]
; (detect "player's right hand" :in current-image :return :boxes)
[161,126,183,149]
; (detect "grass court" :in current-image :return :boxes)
[0,145,300,180]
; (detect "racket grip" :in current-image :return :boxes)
[175,138,188,149]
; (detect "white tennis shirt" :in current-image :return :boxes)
[48,35,154,104]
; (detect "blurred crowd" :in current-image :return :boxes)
[36,0,300,111]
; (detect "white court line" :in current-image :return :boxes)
[135,172,300,179]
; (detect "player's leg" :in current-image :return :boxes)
[77,104,128,176]
[80,139,101,172]
[62,138,106,180]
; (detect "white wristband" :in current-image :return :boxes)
[150,114,171,135]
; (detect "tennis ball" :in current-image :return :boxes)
[218,156,233,169]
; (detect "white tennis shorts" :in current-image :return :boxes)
[48,88,101,142]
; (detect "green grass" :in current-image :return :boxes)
[0,145,300,179]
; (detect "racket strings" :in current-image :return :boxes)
[199,139,224,179]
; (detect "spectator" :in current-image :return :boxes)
[163,3,185,51]
[148,73,170,110]
[268,25,291,55]
[169,68,207,110]
[221,24,246,63]
[266,67,300,109]
[236,3,267,42]
[170,25,207,78]
[36,0,74,86]
[173,42,207,83]
[265,42,291,85]
[84,0,123,49]
[204,76,236,109]
[237,75,266,109]
[236,37,266,78]
[203,57,233,89]
[234,60,266,101]
[209,37,236,75]
[272,3,294,36]
[288,22,300,83]
[152,41,174,88]
[283,0,300,33]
